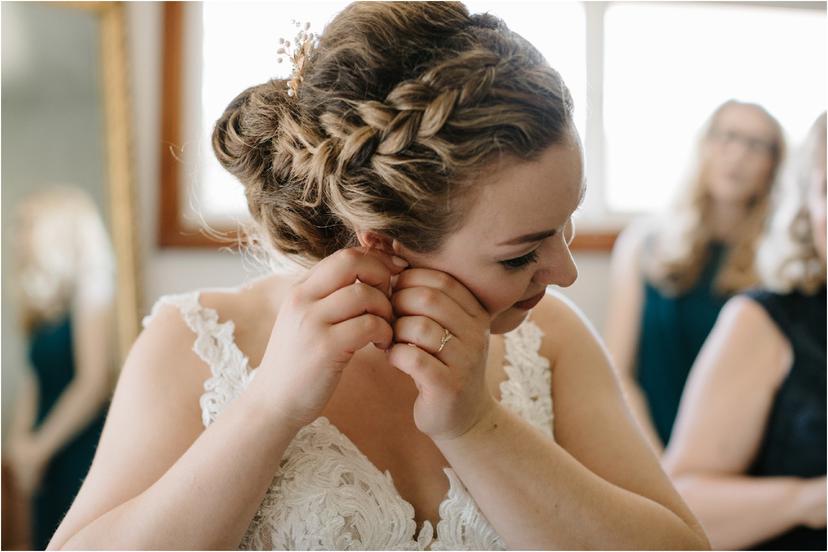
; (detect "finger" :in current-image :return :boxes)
[313,281,393,325]
[394,315,450,356]
[302,247,409,300]
[329,314,394,357]
[391,286,469,338]
[388,342,450,391]
[393,268,486,319]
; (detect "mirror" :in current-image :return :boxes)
[1,2,140,549]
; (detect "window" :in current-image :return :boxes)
[160,2,825,250]
[198,2,352,224]
[603,3,826,214]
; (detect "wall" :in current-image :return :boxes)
[128,3,273,307]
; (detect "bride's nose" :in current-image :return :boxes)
[532,239,577,288]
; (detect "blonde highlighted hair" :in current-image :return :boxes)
[644,100,785,296]
[757,112,827,294]
[211,2,575,267]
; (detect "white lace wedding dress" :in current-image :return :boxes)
[143,290,555,550]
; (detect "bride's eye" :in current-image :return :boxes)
[499,250,539,270]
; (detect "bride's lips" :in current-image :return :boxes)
[513,290,546,310]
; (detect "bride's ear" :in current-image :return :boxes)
[355,230,395,255]
[355,230,412,268]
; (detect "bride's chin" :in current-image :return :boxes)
[489,307,530,335]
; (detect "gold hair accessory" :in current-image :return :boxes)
[277,20,319,98]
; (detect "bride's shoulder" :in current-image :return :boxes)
[528,289,605,363]
[197,271,299,326]
[137,272,300,373]
[199,272,301,366]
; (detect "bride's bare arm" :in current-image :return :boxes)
[48,304,303,550]
[432,293,709,549]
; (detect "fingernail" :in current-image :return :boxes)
[391,255,409,268]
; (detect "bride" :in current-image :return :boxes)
[49,2,708,549]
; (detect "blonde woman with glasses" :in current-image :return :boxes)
[605,100,785,454]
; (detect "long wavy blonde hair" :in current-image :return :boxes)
[757,112,826,294]
[644,100,785,296]
[13,186,115,335]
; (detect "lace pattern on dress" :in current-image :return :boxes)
[499,320,554,438]
[145,291,554,550]
[241,416,424,550]
[142,291,256,428]
[237,412,511,550]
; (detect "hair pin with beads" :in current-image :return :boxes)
[277,20,319,98]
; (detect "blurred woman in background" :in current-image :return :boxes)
[4,186,115,550]
[604,100,785,453]
[663,113,826,550]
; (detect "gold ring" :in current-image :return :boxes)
[437,327,453,353]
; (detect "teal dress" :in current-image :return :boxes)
[636,242,729,445]
[28,314,107,550]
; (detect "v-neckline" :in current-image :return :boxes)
[242,356,513,546]
[305,415,455,545]
[194,290,537,545]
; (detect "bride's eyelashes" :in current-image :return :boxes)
[499,249,539,270]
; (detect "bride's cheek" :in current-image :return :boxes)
[474,284,517,315]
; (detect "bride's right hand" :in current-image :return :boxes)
[249,247,408,429]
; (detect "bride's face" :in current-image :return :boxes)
[397,133,584,334]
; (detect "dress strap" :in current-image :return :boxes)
[142,291,255,427]
[499,318,554,438]
[143,291,205,333]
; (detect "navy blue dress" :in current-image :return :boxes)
[28,314,107,550]
[636,242,730,445]
[745,286,827,550]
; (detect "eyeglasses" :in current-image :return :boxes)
[709,128,777,157]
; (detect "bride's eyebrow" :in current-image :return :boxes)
[498,228,557,246]
[497,179,587,247]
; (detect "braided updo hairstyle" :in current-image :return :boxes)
[212,2,574,267]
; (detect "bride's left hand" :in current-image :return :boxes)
[389,268,497,441]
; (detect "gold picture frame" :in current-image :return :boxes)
[56,1,142,363]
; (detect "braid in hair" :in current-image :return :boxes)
[213,2,575,265]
